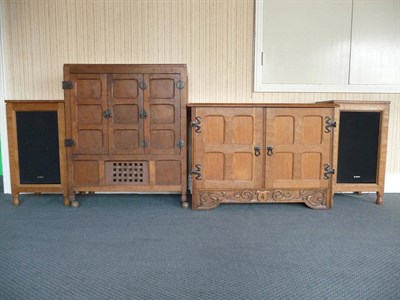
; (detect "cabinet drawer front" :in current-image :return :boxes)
[191,107,264,190]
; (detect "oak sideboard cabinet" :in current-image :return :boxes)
[63,64,188,207]
[189,103,338,210]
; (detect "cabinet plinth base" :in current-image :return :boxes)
[192,189,331,210]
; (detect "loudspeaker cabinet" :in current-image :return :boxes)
[189,103,337,210]
[6,100,69,206]
[63,64,188,207]
[327,101,390,205]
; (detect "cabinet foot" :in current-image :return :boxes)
[63,197,71,206]
[376,192,383,205]
[181,193,189,208]
[12,194,20,206]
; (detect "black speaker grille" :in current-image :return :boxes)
[337,112,380,184]
[16,111,61,184]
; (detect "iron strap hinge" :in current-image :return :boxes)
[325,116,337,133]
[65,139,75,147]
[62,81,73,90]
[191,164,202,180]
[191,116,201,133]
[324,163,335,180]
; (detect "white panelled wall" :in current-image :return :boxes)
[0,0,399,193]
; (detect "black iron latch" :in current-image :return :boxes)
[62,81,73,90]
[64,139,75,147]
[177,140,185,149]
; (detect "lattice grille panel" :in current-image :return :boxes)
[105,161,149,185]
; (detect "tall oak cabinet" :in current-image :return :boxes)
[63,64,188,207]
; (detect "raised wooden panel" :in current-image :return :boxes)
[302,116,323,144]
[113,105,139,124]
[205,152,225,181]
[273,153,293,180]
[232,116,254,145]
[112,79,139,99]
[302,153,321,179]
[76,79,102,99]
[155,161,181,185]
[77,130,104,154]
[203,116,225,144]
[149,78,175,99]
[150,104,175,124]
[274,116,294,144]
[150,130,175,150]
[77,105,102,124]
[73,161,99,185]
[113,130,139,151]
[232,153,253,180]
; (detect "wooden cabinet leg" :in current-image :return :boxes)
[63,196,71,206]
[181,193,189,208]
[376,192,383,205]
[12,194,20,206]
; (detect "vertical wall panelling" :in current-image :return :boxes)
[0,0,399,194]
[0,0,11,192]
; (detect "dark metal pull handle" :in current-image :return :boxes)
[139,110,148,119]
[140,139,149,148]
[103,109,112,119]
[191,164,202,180]
[267,145,274,156]
[254,146,261,157]
[139,81,147,90]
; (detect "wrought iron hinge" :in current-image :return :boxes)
[325,116,337,133]
[140,139,149,148]
[64,139,75,147]
[139,109,148,119]
[191,116,201,133]
[176,80,185,90]
[191,164,202,180]
[324,163,335,180]
[139,81,147,90]
[62,81,73,89]
[177,140,185,149]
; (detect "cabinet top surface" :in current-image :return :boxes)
[64,64,187,74]
[187,102,338,108]
[6,100,63,104]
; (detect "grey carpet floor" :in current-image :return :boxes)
[0,192,399,300]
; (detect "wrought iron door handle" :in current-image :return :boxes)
[254,146,261,157]
[103,109,112,119]
[267,145,274,156]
